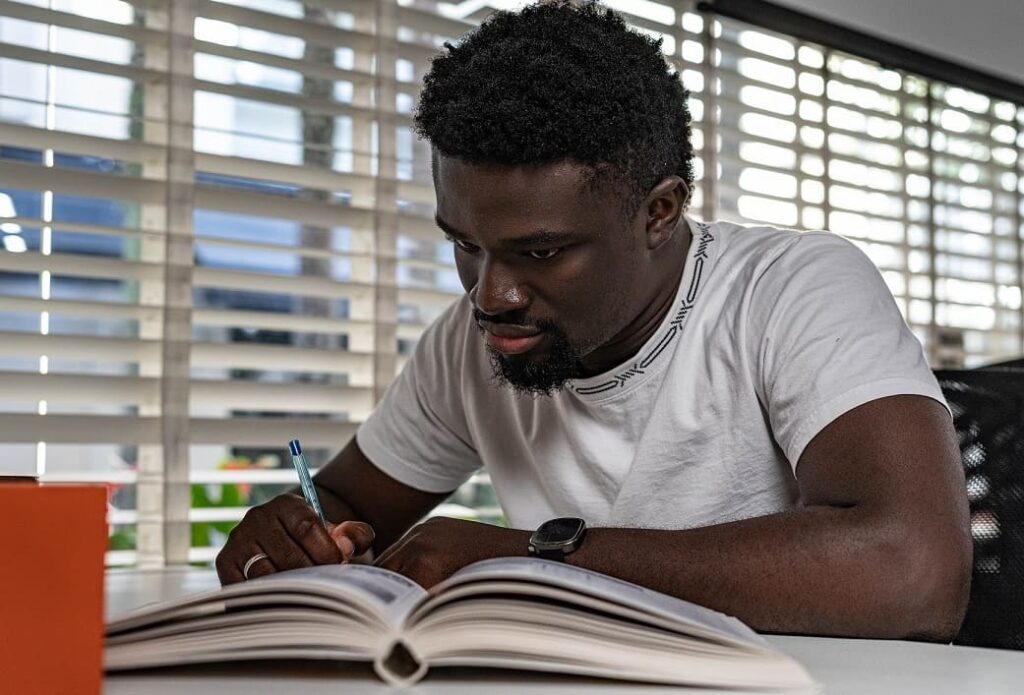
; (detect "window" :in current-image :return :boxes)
[703,16,1022,367]
[1,0,1020,566]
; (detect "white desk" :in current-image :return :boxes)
[105,567,1024,694]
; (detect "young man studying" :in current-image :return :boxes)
[216,1,971,641]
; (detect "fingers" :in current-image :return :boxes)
[216,493,355,585]
[259,515,318,573]
[330,521,375,560]
[373,526,418,571]
[217,543,275,585]
[217,549,246,585]
[242,549,276,580]
[283,513,345,566]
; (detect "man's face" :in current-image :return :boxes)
[434,156,652,395]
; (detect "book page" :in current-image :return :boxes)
[434,557,763,646]
[406,598,814,691]
[106,565,431,673]
[259,564,427,629]
[398,581,814,690]
[108,563,427,636]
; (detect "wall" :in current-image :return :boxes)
[775,0,1023,83]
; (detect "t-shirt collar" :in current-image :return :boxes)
[567,215,718,402]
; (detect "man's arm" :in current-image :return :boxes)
[312,436,452,554]
[374,394,973,641]
[215,436,450,584]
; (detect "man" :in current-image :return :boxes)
[217,1,970,641]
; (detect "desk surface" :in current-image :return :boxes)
[105,567,1024,695]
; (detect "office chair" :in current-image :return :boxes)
[977,357,1024,372]
[934,369,1024,650]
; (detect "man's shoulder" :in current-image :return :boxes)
[708,218,844,254]
[705,219,863,277]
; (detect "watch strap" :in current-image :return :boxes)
[533,545,569,561]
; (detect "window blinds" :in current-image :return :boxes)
[705,14,1023,366]
[0,0,1020,567]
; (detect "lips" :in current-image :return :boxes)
[485,331,544,355]
[478,321,545,355]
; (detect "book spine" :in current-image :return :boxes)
[373,639,428,687]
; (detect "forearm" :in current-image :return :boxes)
[281,480,350,524]
[563,505,968,640]
[295,481,356,525]
[302,437,452,553]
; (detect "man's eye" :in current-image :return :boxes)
[528,248,561,260]
[446,235,478,252]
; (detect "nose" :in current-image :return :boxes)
[470,256,530,317]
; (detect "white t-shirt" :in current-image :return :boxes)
[357,217,947,530]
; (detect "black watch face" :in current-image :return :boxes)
[535,517,585,546]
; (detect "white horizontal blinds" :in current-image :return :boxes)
[821,50,932,350]
[710,13,1024,365]
[0,0,173,565]
[189,0,379,437]
[929,84,1022,366]
[390,3,467,358]
[711,21,934,351]
[187,0,392,565]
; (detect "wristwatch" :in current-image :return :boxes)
[528,517,587,561]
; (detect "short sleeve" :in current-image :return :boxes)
[356,299,482,493]
[748,233,948,469]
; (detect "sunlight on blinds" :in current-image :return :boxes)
[709,15,1022,365]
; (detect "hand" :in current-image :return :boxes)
[216,493,375,585]
[373,516,530,588]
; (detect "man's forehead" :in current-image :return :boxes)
[432,155,610,216]
[435,155,590,188]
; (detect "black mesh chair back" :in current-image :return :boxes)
[935,369,1024,650]
[977,358,1024,372]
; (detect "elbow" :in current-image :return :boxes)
[888,522,972,642]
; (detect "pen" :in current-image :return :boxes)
[288,439,327,527]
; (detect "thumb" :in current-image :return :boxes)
[328,521,375,560]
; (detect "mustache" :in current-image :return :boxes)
[473,309,569,337]
[472,308,554,330]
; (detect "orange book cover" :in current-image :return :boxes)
[0,484,107,695]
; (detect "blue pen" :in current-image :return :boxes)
[289,439,327,527]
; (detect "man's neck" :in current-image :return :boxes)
[577,218,693,377]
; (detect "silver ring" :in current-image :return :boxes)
[242,552,269,580]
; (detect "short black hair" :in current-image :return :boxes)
[414,0,695,218]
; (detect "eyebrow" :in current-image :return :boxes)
[434,215,580,249]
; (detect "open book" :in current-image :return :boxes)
[106,557,814,689]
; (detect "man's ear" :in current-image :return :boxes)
[644,176,689,250]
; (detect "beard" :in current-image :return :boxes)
[473,310,587,397]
